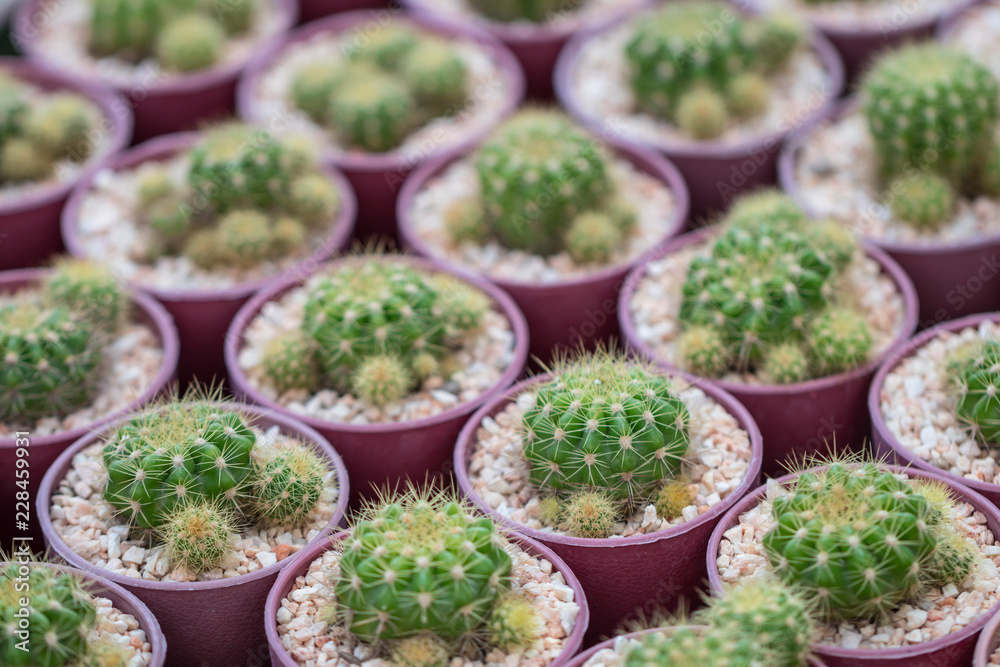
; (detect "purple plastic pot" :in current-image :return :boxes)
[0,58,131,271]
[735,0,981,83]
[554,10,845,220]
[60,131,356,387]
[398,143,690,363]
[619,227,919,479]
[14,0,298,143]
[401,0,645,100]
[0,561,167,666]
[237,10,525,244]
[38,403,351,667]
[0,267,179,549]
[225,254,530,507]
[779,98,1000,328]
[975,602,1000,666]
[870,312,1000,509]
[265,528,589,666]
[298,0,389,24]
[707,464,1000,666]
[454,372,763,644]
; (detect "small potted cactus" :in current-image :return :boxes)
[0,259,178,547]
[400,0,646,99]
[781,42,1000,327]
[569,577,820,666]
[554,0,844,217]
[0,559,167,667]
[398,108,689,361]
[709,458,1000,666]
[0,58,130,271]
[61,121,355,385]
[453,347,763,641]
[38,390,350,667]
[225,252,529,506]
[237,10,525,241]
[264,485,589,666]
[620,190,918,477]
[14,0,297,141]
[869,312,1000,512]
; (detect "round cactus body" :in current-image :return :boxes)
[0,74,27,141]
[955,340,1000,444]
[159,498,237,573]
[625,627,757,667]
[249,445,327,525]
[889,172,957,230]
[466,0,577,23]
[807,308,873,375]
[401,40,469,114]
[563,211,623,265]
[290,62,347,121]
[326,71,415,153]
[24,93,95,161]
[262,330,320,394]
[353,26,419,70]
[156,14,225,73]
[1,137,55,183]
[44,258,126,329]
[675,87,729,140]
[87,0,200,61]
[487,594,539,650]
[561,490,619,538]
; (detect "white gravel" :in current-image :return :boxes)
[790,109,1000,244]
[276,540,581,667]
[71,154,338,291]
[466,382,753,538]
[237,271,518,425]
[627,237,906,384]
[738,0,954,29]
[87,593,154,667]
[581,634,661,667]
[715,475,1000,649]
[945,1,1000,82]
[566,13,834,146]
[406,155,678,283]
[29,0,288,86]
[407,0,645,31]
[0,289,166,440]
[247,19,515,160]
[49,426,339,583]
[879,320,1000,485]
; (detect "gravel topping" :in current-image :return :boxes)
[406,155,678,283]
[88,594,154,667]
[627,238,906,384]
[567,16,832,146]
[276,540,581,666]
[466,383,753,538]
[947,1,1000,82]
[791,110,1000,243]
[716,476,1000,649]
[879,320,1000,484]
[742,0,953,29]
[237,273,517,425]
[30,0,288,85]
[581,635,648,667]
[49,426,339,583]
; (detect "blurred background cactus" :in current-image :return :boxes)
[135,122,340,271]
[442,109,638,263]
[952,340,1000,445]
[288,23,470,152]
[519,349,691,538]
[87,0,260,73]
[675,190,872,383]
[624,2,805,140]
[466,0,583,23]
[324,486,540,659]
[0,73,99,186]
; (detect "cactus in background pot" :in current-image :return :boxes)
[953,340,1000,445]
[466,0,582,23]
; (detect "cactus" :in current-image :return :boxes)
[753,13,805,74]
[474,110,612,255]
[330,488,513,643]
[289,173,341,227]
[442,197,487,243]
[0,74,27,140]
[213,209,276,269]
[44,258,126,330]
[625,627,756,667]
[249,444,328,525]
[351,353,415,407]
[79,639,134,667]
[889,172,957,230]
[0,563,98,667]
[726,73,770,119]
[156,14,225,73]
[563,211,622,265]
[466,0,579,23]
[954,340,1000,444]
[401,39,469,115]
[655,478,694,521]
[676,87,729,140]
[159,498,238,573]
[388,634,451,667]
[762,342,810,385]
[1,137,55,182]
[0,303,101,422]
[762,462,970,620]
[289,62,346,121]
[487,594,540,650]
[807,308,873,376]
[677,325,733,378]
[261,331,320,394]
[521,350,690,500]
[429,274,491,336]
[561,490,619,539]
[213,0,257,34]
[24,94,94,161]
[352,25,419,71]
[136,167,178,207]
[862,44,1000,192]
[326,71,415,153]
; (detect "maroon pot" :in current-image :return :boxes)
[707,464,1000,666]
[779,98,1000,329]
[14,0,298,143]
[237,10,525,244]
[454,372,763,644]
[0,58,131,271]
[38,403,351,667]
[225,253,530,508]
[869,312,1000,509]
[299,0,389,24]
[264,527,588,666]
[619,227,919,479]
[398,143,690,364]
[0,561,167,666]
[0,267,179,549]
[974,603,1000,666]
[554,10,845,220]
[60,131,356,387]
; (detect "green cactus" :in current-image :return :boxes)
[1,137,55,182]
[807,308,873,376]
[429,274,491,336]
[466,0,582,23]
[0,74,27,141]
[352,25,419,70]
[0,564,99,667]
[212,209,276,269]
[753,13,805,74]
[331,488,513,643]
[156,14,225,73]
[326,71,415,153]
[44,258,126,330]
[442,197,487,243]
[677,325,733,378]
[522,351,690,500]
[289,62,347,121]
[726,73,770,119]
[87,0,201,61]
[351,353,415,407]
[136,167,179,207]
[474,110,612,255]
[288,173,341,227]
[676,87,729,140]
[625,627,757,667]
[862,44,1000,192]
[261,331,320,394]
[561,490,619,538]
[401,39,469,115]
[487,593,540,650]
[889,172,957,230]
[388,634,451,667]
[955,340,1000,444]
[654,478,694,521]
[78,639,134,667]
[159,498,238,573]
[249,445,328,525]
[563,211,622,265]
[762,342,810,385]
[23,94,95,161]
[0,303,101,422]
[213,0,257,34]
